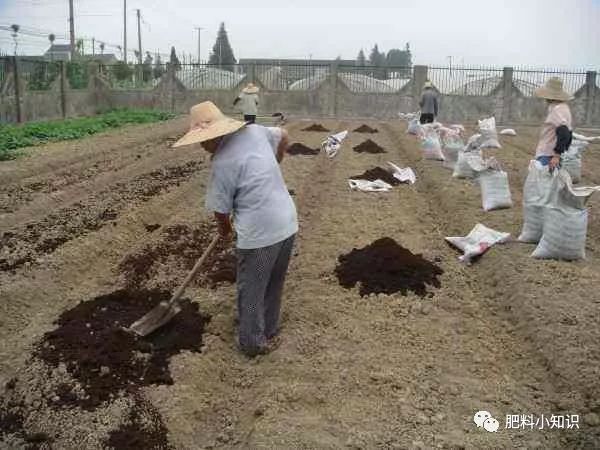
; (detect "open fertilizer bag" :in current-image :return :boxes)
[348,179,393,192]
[446,223,511,264]
[449,124,465,135]
[561,139,589,184]
[478,117,502,149]
[477,159,513,211]
[387,161,417,184]
[420,125,444,161]
[321,130,348,158]
[518,161,555,243]
[453,149,486,179]
[532,170,600,260]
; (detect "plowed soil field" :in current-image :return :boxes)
[1,117,599,449]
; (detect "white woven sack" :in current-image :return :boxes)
[478,117,501,149]
[532,208,588,260]
[531,170,600,260]
[478,170,513,211]
[421,126,444,161]
[518,161,554,243]
[407,118,423,136]
[453,150,485,179]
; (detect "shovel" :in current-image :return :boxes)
[128,234,221,337]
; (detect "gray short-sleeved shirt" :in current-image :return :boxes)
[205,124,298,249]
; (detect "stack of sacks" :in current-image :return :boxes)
[519,164,600,260]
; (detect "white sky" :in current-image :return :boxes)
[1,0,599,68]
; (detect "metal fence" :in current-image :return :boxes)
[1,57,598,97]
[428,66,505,96]
[512,67,588,96]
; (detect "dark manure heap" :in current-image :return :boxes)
[286,143,320,156]
[350,167,401,186]
[335,238,443,297]
[34,289,210,410]
[353,139,386,154]
[302,124,330,132]
[353,124,378,133]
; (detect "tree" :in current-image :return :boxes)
[385,43,412,77]
[99,42,105,54]
[112,60,133,81]
[369,44,386,79]
[153,54,164,79]
[48,34,56,61]
[75,39,84,57]
[168,46,181,71]
[356,49,366,67]
[208,22,237,71]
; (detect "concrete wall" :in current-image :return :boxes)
[1,61,599,127]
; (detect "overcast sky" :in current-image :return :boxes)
[1,0,599,68]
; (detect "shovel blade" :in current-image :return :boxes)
[128,301,182,337]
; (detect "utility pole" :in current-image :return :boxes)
[92,37,95,56]
[123,0,127,63]
[136,9,142,64]
[68,0,75,59]
[195,27,203,63]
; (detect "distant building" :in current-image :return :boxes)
[45,44,73,61]
[83,54,118,64]
[239,58,357,66]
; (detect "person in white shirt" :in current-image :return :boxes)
[174,101,297,357]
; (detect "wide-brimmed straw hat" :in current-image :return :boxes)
[173,101,245,148]
[242,82,259,94]
[535,77,572,101]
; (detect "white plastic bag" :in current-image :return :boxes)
[478,169,513,211]
[449,124,465,134]
[500,128,517,136]
[348,179,393,192]
[453,150,486,179]
[531,170,600,260]
[518,161,554,243]
[478,117,501,149]
[321,130,348,158]
[407,118,423,136]
[573,132,600,142]
[446,223,511,264]
[387,162,416,184]
[421,126,444,161]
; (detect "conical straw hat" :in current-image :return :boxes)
[173,101,245,148]
[534,77,572,101]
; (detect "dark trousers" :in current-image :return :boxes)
[236,234,295,356]
[420,113,434,124]
[244,115,256,124]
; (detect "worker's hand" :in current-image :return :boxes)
[549,155,561,171]
[214,212,233,241]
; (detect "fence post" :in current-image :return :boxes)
[411,65,428,111]
[331,61,339,117]
[60,61,67,118]
[501,67,514,124]
[12,56,22,123]
[168,65,176,113]
[250,63,256,83]
[585,71,597,126]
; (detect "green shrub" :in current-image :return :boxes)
[0,109,175,160]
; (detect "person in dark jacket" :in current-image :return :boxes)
[533,78,573,170]
[419,81,438,124]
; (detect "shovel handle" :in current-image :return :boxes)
[167,234,221,307]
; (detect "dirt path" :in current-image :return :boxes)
[1,119,599,449]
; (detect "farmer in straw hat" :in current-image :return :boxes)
[174,101,297,357]
[419,80,438,124]
[533,77,573,170]
[233,82,260,124]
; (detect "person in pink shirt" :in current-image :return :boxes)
[534,77,574,170]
